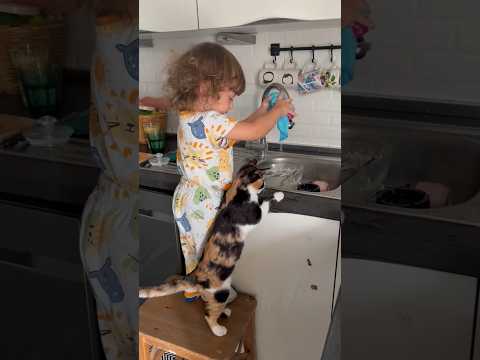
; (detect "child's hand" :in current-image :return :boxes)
[272,98,295,118]
[139,96,170,110]
[256,99,270,115]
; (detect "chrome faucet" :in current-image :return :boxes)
[245,137,268,161]
[259,136,268,161]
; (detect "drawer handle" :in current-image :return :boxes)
[139,208,153,217]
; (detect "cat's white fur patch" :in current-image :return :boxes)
[239,224,256,238]
[274,191,285,202]
[207,319,227,336]
[246,184,259,203]
[227,287,238,304]
[206,277,232,294]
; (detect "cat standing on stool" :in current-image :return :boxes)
[139,160,284,336]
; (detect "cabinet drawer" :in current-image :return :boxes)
[0,262,93,359]
[139,189,173,215]
[139,189,182,286]
[0,202,81,264]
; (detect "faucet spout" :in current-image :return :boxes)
[259,137,268,161]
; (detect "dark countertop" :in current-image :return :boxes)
[140,144,341,221]
[0,139,99,217]
[1,136,341,220]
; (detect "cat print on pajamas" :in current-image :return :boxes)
[89,257,125,303]
[115,39,139,81]
[188,116,207,139]
[140,160,285,336]
[176,212,192,232]
[193,186,211,205]
[207,166,220,182]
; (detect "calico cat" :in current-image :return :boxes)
[139,159,284,336]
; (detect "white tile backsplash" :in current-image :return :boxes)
[140,24,341,148]
[344,0,480,105]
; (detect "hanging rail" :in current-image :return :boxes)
[270,43,341,57]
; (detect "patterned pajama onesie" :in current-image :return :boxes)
[79,15,139,359]
[173,111,237,274]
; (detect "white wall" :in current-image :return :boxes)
[344,0,480,105]
[140,24,341,148]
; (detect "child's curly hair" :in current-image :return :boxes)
[166,42,245,111]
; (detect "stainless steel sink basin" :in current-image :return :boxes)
[342,121,480,209]
[257,152,341,194]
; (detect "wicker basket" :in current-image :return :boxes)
[0,21,65,95]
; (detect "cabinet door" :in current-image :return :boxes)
[197,0,340,29]
[474,287,480,360]
[0,262,94,359]
[140,0,198,32]
[139,189,182,286]
[342,258,476,360]
[333,227,341,308]
[233,213,339,360]
[0,201,81,264]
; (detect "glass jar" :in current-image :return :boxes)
[139,105,167,154]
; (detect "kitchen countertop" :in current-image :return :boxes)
[0,136,341,220]
[0,138,99,216]
[140,146,341,221]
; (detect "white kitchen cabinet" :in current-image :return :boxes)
[139,0,198,32]
[342,258,477,360]
[197,0,340,29]
[139,189,182,286]
[233,213,339,360]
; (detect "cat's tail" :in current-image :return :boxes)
[139,275,198,298]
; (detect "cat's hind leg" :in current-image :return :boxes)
[226,286,237,304]
[203,289,230,336]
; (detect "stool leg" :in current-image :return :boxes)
[139,334,149,360]
[244,312,256,360]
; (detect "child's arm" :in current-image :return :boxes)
[139,96,170,111]
[227,98,295,141]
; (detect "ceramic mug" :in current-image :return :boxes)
[258,61,281,86]
[321,53,341,89]
[278,59,299,88]
[296,60,324,94]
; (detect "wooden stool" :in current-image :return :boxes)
[139,293,257,360]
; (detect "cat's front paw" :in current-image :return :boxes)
[212,325,228,337]
[273,192,285,202]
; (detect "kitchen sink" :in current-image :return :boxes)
[381,132,480,206]
[257,152,341,194]
[342,123,480,209]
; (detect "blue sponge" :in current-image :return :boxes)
[266,89,289,142]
